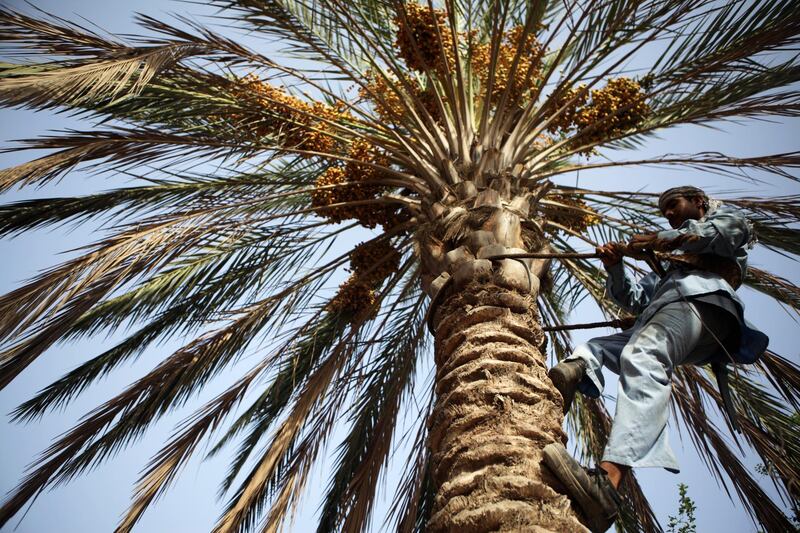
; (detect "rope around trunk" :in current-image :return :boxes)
[484,252,600,260]
[425,251,637,335]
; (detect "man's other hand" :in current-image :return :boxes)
[596,242,625,269]
[627,233,659,251]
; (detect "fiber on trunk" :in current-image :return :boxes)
[427,282,587,533]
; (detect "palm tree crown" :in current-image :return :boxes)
[0,1,798,531]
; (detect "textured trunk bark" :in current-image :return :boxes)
[417,179,588,532]
[427,285,584,532]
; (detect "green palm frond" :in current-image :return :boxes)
[0,290,302,525]
[209,0,387,68]
[0,127,254,193]
[12,220,347,421]
[317,290,427,532]
[207,312,351,497]
[116,357,272,533]
[212,313,372,533]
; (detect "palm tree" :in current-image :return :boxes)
[0,1,798,531]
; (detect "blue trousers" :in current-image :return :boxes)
[565,301,735,472]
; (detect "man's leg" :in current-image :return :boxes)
[549,330,633,413]
[543,332,634,530]
[544,301,735,530]
[601,301,733,475]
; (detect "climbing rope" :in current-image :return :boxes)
[485,252,600,260]
[542,317,636,332]
[425,251,636,335]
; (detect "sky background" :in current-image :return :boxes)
[0,1,797,532]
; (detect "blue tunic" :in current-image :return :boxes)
[607,204,769,364]
[565,204,769,471]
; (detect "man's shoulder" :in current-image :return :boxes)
[707,203,745,219]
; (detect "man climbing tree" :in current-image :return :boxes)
[0,2,798,533]
[544,185,769,532]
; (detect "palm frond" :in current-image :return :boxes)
[206,312,351,498]
[759,351,800,411]
[0,43,206,108]
[1,225,358,525]
[316,291,427,532]
[0,8,224,107]
[0,220,216,388]
[386,398,434,533]
[0,127,248,193]
[727,369,800,504]
[0,165,334,237]
[116,358,271,533]
[537,152,800,183]
[238,254,418,533]
[208,0,381,73]
[11,220,346,421]
[0,290,296,528]
[745,267,800,314]
[652,0,799,79]
[671,366,796,532]
[211,316,368,533]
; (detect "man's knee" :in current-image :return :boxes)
[619,345,672,385]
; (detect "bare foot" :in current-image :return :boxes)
[599,461,630,489]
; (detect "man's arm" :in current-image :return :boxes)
[646,207,750,258]
[598,243,657,314]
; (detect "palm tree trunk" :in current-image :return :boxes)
[419,181,587,532]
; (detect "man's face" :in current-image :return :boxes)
[660,195,705,229]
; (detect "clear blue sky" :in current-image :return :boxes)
[0,1,797,532]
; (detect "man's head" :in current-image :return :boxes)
[658,186,708,229]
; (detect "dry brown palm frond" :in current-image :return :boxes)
[745,267,800,314]
[671,367,796,532]
[0,43,206,108]
[759,351,800,411]
[116,358,271,533]
[729,195,800,222]
[683,365,800,502]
